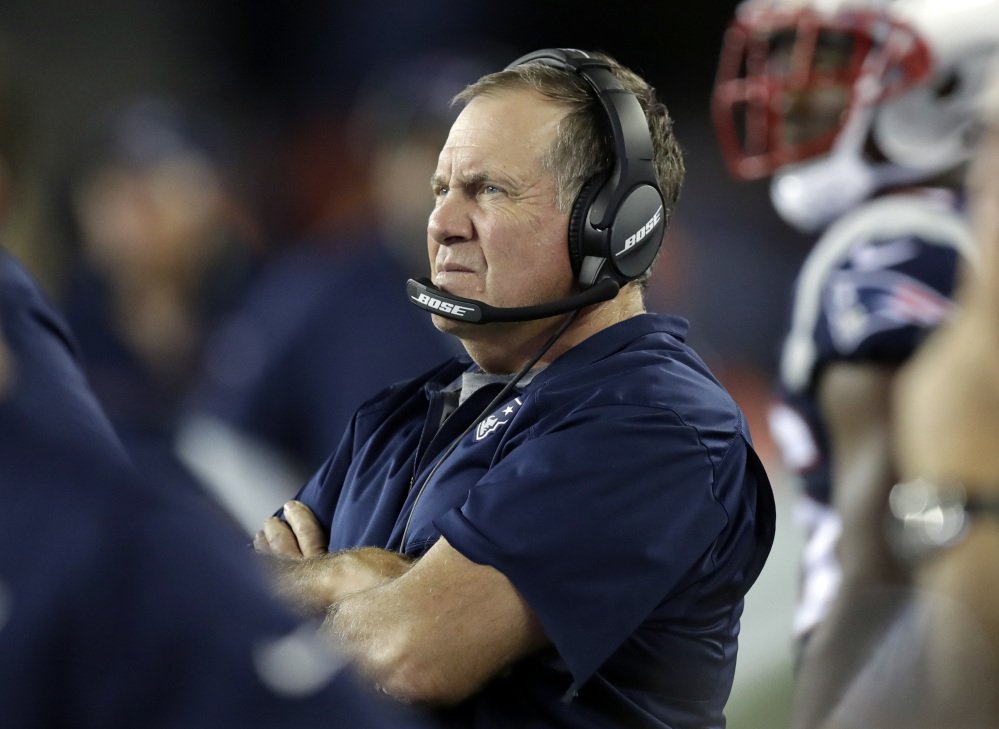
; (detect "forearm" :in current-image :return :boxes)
[321,539,548,706]
[257,505,547,706]
[323,583,499,705]
[807,529,999,729]
[916,521,999,688]
[791,581,912,729]
[260,547,414,617]
[793,364,910,728]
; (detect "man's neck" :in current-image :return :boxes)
[459,285,646,374]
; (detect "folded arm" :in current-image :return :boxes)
[254,500,548,704]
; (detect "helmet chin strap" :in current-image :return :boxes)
[769,89,924,233]
[770,151,927,233]
[770,153,876,234]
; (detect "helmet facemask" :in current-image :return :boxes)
[712,6,932,182]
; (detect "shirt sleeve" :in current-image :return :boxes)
[434,401,756,686]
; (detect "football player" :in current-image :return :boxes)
[712,0,999,723]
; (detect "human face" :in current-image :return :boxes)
[427,87,574,335]
[770,29,853,147]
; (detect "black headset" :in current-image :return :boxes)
[407,48,667,323]
[507,48,666,287]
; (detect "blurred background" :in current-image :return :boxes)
[0,2,808,726]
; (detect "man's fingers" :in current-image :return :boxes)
[253,529,272,554]
[283,500,327,557]
[260,515,303,558]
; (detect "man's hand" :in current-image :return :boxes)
[894,304,999,491]
[254,500,328,558]
[898,120,999,489]
[253,501,415,619]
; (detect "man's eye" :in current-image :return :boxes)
[433,186,448,197]
[481,184,501,195]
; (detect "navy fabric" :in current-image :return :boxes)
[0,248,436,729]
[0,416,437,729]
[807,236,959,385]
[294,312,776,729]
[0,250,126,461]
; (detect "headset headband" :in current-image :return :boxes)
[504,48,666,285]
[505,48,660,230]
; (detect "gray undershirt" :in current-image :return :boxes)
[439,367,544,426]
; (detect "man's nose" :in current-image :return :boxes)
[428,194,474,246]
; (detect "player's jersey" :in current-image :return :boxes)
[767,188,976,637]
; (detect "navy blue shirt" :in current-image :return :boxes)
[0,249,437,729]
[295,312,776,729]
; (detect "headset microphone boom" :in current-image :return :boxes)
[405,276,621,323]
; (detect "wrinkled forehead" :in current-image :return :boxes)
[441,90,567,160]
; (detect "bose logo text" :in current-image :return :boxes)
[621,206,663,253]
[412,292,476,318]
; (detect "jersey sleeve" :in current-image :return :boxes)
[435,401,772,687]
[817,236,958,362]
[781,224,966,396]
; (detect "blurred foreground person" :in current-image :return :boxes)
[0,267,435,728]
[785,62,999,729]
[0,34,128,466]
[712,0,999,677]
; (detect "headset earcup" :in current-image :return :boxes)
[567,175,606,280]
[607,183,666,281]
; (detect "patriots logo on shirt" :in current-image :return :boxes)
[475,397,523,441]
[825,269,954,353]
